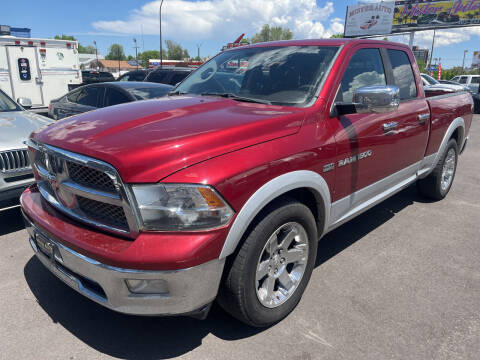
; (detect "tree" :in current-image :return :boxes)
[417,60,426,73]
[251,25,293,43]
[83,45,96,54]
[330,33,344,38]
[54,34,90,53]
[105,44,126,61]
[165,40,188,60]
[138,50,163,68]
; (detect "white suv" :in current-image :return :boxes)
[451,75,480,93]
[0,90,52,206]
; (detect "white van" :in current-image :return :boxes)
[0,36,82,112]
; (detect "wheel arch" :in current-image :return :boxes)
[420,117,465,179]
[219,170,331,259]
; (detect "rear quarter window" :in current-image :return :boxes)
[387,49,417,100]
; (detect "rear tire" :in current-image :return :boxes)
[417,138,458,200]
[218,199,318,327]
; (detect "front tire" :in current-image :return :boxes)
[218,199,318,327]
[417,138,458,200]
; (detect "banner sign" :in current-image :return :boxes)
[392,0,480,32]
[473,51,480,68]
[344,2,395,37]
[345,1,480,37]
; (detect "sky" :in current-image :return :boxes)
[3,0,480,68]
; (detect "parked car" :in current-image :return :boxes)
[81,70,115,84]
[421,73,469,92]
[0,90,52,205]
[451,75,480,94]
[117,70,150,82]
[144,67,193,85]
[472,87,480,114]
[49,81,173,120]
[22,39,472,327]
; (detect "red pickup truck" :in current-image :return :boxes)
[21,39,473,327]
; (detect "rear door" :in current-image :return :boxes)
[6,46,43,106]
[383,48,430,173]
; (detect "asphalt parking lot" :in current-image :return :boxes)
[1,115,479,360]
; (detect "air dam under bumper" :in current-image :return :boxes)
[22,212,225,316]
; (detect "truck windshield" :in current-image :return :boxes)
[422,74,439,85]
[0,91,21,112]
[174,46,339,106]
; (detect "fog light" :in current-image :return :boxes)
[125,279,169,294]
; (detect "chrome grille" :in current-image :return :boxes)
[77,196,129,229]
[67,162,116,192]
[29,140,139,238]
[0,149,31,173]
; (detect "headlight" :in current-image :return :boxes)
[131,184,234,231]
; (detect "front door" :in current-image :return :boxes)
[6,46,43,106]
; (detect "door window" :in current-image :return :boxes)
[471,77,480,84]
[340,49,386,103]
[459,76,468,84]
[75,87,100,107]
[67,90,81,103]
[387,49,417,100]
[104,88,130,106]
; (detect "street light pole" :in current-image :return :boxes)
[159,0,164,68]
[462,50,468,71]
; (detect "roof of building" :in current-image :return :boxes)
[92,60,137,70]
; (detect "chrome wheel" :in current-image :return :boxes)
[441,148,456,192]
[255,222,309,308]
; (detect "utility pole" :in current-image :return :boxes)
[462,50,468,71]
[159,0,164,68]
[117,47,121,77]
[196,43,202,61]
[408,32,415,49]
[133,38,139,70]
[428,29,436,69]
[93,40,98,70]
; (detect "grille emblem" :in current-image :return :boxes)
[46,155,77,209]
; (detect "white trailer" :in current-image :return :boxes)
[0,36,82,112]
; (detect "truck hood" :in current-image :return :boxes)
[33,95,304,182]
[0,111,52,151]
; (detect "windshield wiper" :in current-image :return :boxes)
[200,92,271,105]
[168,90,188,96]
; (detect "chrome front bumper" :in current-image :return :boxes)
[22,211,225,316]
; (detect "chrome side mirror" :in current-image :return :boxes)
[334,85,400,116]
[353,85,400,114]
[17,97,32,109]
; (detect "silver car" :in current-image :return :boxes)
[0,90,53,205]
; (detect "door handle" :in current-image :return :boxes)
[418,113,430,124]
[382,121,398,133]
